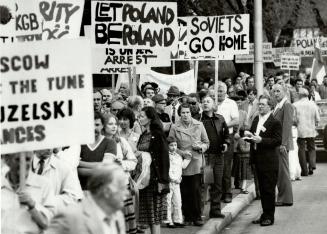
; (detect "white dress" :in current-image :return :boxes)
[289,126,302,180]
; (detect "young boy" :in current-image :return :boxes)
[166,136,191,228]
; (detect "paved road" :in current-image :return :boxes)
[221,163,327,234]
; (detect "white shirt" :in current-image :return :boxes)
[169,151,191,183]
[293,98,320,138]
[217,98,239,134]
[255,112,271,136]
[32,155,83,211]
[2,173,56,234]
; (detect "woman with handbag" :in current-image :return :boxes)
[103,114,138,234]
[168,103,209,226]
[232,96,252,194]
[137,107,170,234]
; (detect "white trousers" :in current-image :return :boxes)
[166,182,183,224]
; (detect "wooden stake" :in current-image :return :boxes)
[19,152,26,189]
[214,59,219,104]
[194,61,199,92]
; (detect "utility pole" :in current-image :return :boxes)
[254,0,264,95]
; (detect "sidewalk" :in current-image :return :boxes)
[197,183,256,234]
[143,181,256,234]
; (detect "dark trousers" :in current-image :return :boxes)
[297,137,316,174]
[222,135,234,198]
[256,168,278,222]
[181,174,202,222]
[208,154,224,212]
[251,164,261,197]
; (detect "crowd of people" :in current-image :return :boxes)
[2,71,325,233]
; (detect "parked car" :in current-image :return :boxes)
[315,99,327,151]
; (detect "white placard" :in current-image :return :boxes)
[235,43,273,63]
[280,55,301,70]
[183,14,250,57]
[1,39,94,154]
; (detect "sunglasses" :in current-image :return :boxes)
[188,101,197,105]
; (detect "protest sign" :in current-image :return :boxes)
[139,69,196,94]
[0,0,42,43]
[281,55,301,70]
[0,39,94,154]
[182,14,249,57]
[90,1,175,70]
[235,43,272,63]
[39,0,85,40]
[291,37,327,57]
[171,18,233,60]
[272,47,299,67]
[91,1,178,49]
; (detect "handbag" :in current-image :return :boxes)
[237,138,251,153]
[201,153,214,184]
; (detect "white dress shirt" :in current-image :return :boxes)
[32,155,83,211]
[255,112,271,136]
[217,98,239,134]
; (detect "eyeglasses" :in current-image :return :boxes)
[188,101,197,105]
[157,101,166,105]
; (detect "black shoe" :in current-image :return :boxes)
[209,212,225,218]
[193,220,204,226]
[252,219,261,224]
[301,172,308,176]
[136,228,145,233]
[275,202,293,207]
[224,197,232,203]
[166,224,176,228]
[173,222,185,228]
[309,170,313,175]
[260,219,274,226]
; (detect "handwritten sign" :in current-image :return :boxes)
[0,39,94,154]
[0,0,42,43]
[182,14,249,57]
[39,0,85,40]
[291,37,327,57]
[272,47,299,67]
[280,55,301,70]
[91,1,178,49]
[171,17,233,60]
[90,1,175,71]
[235,43,272,63]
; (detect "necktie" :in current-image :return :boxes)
[172,105,176,124]
[37,158,45,175]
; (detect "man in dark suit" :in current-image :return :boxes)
[272,84,294,206]
[246,95,282,226]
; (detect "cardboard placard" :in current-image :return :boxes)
[0,0,42,43]
[182,14,249,57]
[291,37,327,57]
[90,1,176,71]
[39,0,85,40]
[272,47,299,67]
[0,39,94,154]
[171,17,233,60]
[280,55,301,70]
[235,43,272,63]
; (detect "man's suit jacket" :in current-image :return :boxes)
[250,114,282,171]
[273,101,294,151]
[45,192,125,234]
